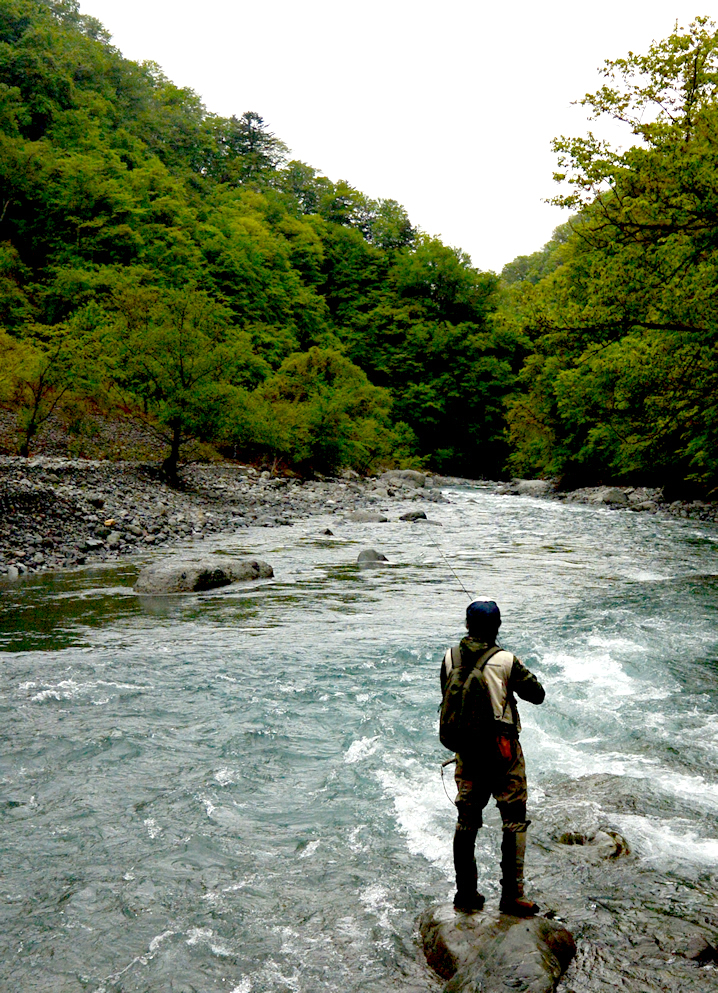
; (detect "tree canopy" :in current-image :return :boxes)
[500,18,718,493]
[0,0,516,477]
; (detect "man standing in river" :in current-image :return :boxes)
[440,598,545,916]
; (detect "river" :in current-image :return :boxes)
[1,483,717,992]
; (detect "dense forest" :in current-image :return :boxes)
[1,2,716,494]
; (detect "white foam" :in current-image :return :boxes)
[148,930,175,952]
[298,839,320,859]
[344,736,380,764]
[375,764,452,873]
[215,768,236,786]
[613,813,718,865]
[230,980,252,993]
[144,818,161,839]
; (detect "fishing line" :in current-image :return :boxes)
[441,757,458,806]
[426,531,475,601]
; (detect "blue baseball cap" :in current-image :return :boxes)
[466,599,501,625]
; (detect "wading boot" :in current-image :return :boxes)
[499,829,539,917]
[453,822,485,914]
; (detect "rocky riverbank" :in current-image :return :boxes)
[0,458,446,578]
[499,478,718,523]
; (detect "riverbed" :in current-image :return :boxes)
[1,482,717,991]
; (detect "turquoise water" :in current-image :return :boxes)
[1,485,717,992]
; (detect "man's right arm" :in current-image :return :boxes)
[510,658,545,705]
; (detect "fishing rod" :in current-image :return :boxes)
[426,531,473,806]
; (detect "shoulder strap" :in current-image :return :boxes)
[449,644,502,675]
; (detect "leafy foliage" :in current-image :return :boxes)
[0,0,509,476]
[501,18,718,492]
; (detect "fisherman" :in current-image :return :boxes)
[440,598,545,916]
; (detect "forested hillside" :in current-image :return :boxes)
[1,2,716,494]
[0,0,516,480]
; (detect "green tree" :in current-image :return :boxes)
[504,18,718,490]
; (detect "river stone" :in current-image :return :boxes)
[421,903,576,993]
[400,510,427,521]
[357,548,388,565]
[379,469,426,488]
[347,511,388,523]
[515,479,554,497]
[6,565,19,580]
[592,487,629,506]
[134,556,273,594]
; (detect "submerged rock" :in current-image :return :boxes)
[134,556,273,594]
[347,510,388,523]
[399,510,427,521]
[357,548,389,566]
[421,903,575,993]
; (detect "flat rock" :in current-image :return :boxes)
[421,903,575,993]
[134,556,273,594]
[347,511,388,523]
[399,510,427,521]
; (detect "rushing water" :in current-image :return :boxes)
[1,484,717,993]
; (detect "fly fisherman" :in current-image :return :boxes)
[440,598,545,916]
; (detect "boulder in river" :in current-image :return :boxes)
[379,469,426,488]
[357,548,388,566]
[134,555,273,594]
[347,510,388,523]
[399,510,427,521]
[421,903,576,993]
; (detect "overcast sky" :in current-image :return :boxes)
[80,1,711,272]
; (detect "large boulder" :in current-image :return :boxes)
[399,510,428,521]
[347,510,388,523]
[590,486,629,506]
[357,548,389,566]
[134,556,273,594]
[379,469,426,488]
[420,903,575,993]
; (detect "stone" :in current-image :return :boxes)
[399,510,428,521]
[515,479,554,497]
[320,529,334,536]
[82,537,104,551]
[7,565,19,580]
[380,469,426,488]
[357,548,388,565]
[680,934,718,963]
[592,487,629,506]
[347,511,388,523]
[106,531,122,549]
[557,829,629,859]
[134,555,273,594]
[421,903,576,993]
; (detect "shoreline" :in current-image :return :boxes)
[0,457,446,578]
[1,459,716,580]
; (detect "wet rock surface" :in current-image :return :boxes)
[531,774,718,992]
[421,903,576,992]
[134,556,273,594]
[0,457,448,578]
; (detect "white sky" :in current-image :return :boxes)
[80,1,712,272]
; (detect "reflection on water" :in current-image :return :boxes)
[1,487,717,992]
